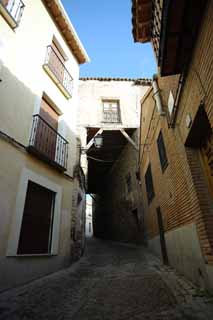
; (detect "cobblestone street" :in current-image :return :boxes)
[0,238,213,320]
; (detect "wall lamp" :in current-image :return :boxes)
[81,133,103,154]
[94,133,103,149]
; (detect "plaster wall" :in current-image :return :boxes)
[0,139,76,291]
[0,0,86,291]
[0,0,80,175]
[78,79,149,147]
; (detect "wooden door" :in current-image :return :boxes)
[35,98,59,162]
[156,207,169,265]
[18,181,55,254]
[200,129,213,198]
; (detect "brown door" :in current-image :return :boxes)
[35,98,59,161]
[18,181,55,254]
[200,129,213,198]
[156,207,169,265]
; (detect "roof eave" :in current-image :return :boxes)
[131,0,152,43]
[43,0,90,64]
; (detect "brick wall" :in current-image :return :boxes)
[139,0,213,281]
[139,89,197,239]
[175,0,213,264]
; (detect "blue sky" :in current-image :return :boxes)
[61,0,156,78]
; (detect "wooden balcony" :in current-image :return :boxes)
[43,45,73,99]
[0,0,24,28]
[28,114,69,171]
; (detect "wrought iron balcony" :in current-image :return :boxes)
[28,114,69,171]
[102,111,121,123]
[43,45,73,99]
[0,0,24,28]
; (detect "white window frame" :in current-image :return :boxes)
[7,168,62,256]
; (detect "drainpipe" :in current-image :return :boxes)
[152,74,164,115]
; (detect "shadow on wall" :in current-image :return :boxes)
[0,64,80,292]
[92,132,145,245]
[93,190,144,245]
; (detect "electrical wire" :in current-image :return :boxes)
[87,155,114,163]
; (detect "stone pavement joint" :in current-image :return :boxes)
[0,238,213,319]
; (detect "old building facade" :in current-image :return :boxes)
[0,0,89,291]
[132,0,213,290]
[78,78,151,243]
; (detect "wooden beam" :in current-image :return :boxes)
[120,129,139,151]
[85,128,103,152]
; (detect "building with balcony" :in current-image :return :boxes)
[132,0,213,291]
[0,0,89,291]
[78,77,151,243]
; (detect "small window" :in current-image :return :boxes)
[145,164,155,204]
[102,100,121,123]
[126,173,132,193]
[17,181,56,255]
[157,131,168,171]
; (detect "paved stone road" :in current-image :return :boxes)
[0,238,213,320]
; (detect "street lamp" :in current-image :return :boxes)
[94,134,103,149]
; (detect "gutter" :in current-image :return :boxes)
[152,74,164,115]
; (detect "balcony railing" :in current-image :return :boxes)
[28,114,69,171]
[102,111,121,123]
[43,45,73,99]
[0,0,25,28]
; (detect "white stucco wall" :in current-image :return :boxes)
[0,0,88,291]
[0,0,80,175]
[78,79,149,131]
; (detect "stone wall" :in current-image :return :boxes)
[93,130,145,244]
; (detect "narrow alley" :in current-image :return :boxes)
[0,238,213,320]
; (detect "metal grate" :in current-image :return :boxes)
[29,114,69,171]
[102,101,121,123]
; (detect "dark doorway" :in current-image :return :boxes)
[156,207,169,265]
[18,181,55,254]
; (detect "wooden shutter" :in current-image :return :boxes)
[40,98,59,130]
[49,41,65,84]
[35,98,59,161]
[18,181,55,254]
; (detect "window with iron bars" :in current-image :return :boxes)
[102,100,121,123]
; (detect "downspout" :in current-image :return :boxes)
[152,74,164,115]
